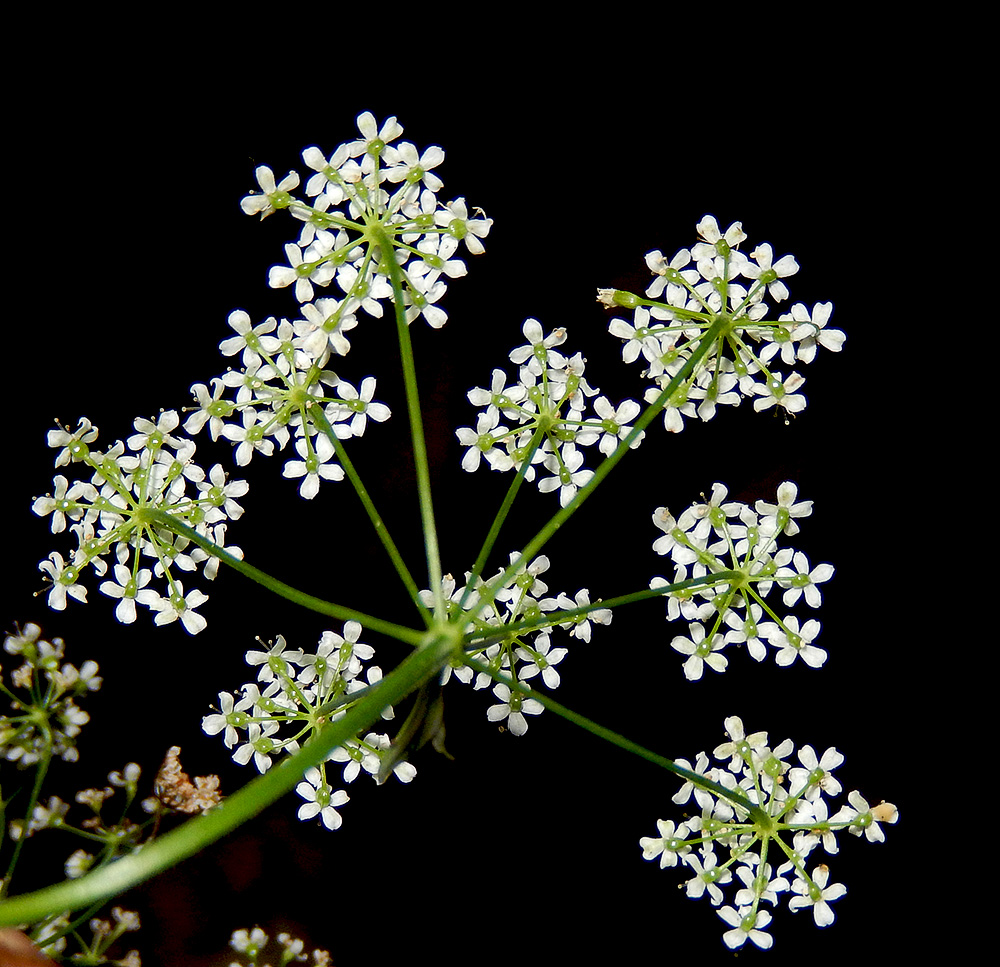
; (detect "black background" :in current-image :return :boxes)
[3,31,954,967]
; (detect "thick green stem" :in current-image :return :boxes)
[0,632,454,926]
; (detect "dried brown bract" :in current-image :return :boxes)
[154,746,223,814]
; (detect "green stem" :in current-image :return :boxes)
[463,570,743,648]
[146,510,424,647]
[465,318,727,626]
[0,632,455,926]
[307,403,429,624]
[0,724,53,899]
[374,226,444,617]
[458,425,547,613]
[464,657,766,823]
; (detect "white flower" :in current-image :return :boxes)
[38,552,87,610]
[831,791,898,843]
[671,623,728,680]
[268,241,335,304]
[126,410,183,454]
[537,445,594,507]
[684,852,731,905]
[515,632,567,689]
[789,795,839,856]
[694,215,747,255]
[240,165,300,218]
[185,379,234,440]
[681,482,741,541]
[713,716,769,772]
[218,311,277,369]
[639,819,692,869]
[233,720,281,773]
[587,396,643,456]
[329,377,391,437]
[404,276,449,328]
[197,463,249,521]
[32,475,93,534]
[230,927,269,954]
[435,197,492,255]
[754,480,813,536]
[789,864,847,926]
[385,140,445,199]
[47,417,99,467]
[717,905,773,950]
[221,408,276,466]
[99,563,152,624]
[733,862,789,907]
[349,111,403,158]
[486,682,543,735]
[327,740,372,784]
[142,581,209,635]
[293,297,357,359]
[65,848,93,879]
[744,241,799,302]
[644,248,699,300]
[295,767,349,830]
[362,731,416,783]
[301,143,351,197]
[751,371,807,415]
[787,744,844,801]
[244,634,302,684]
[456,409,507,472]
[644,380,697,433]
[282,433,344,499]
[201,690,252,749]
[782,302,845,362]
[551,588,611,642]
[509,318,567,376]
[608,306,666,366]
[759,615,827,668]
[723,603,767,661]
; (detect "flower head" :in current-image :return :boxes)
[639,717,896,948]
[602,217,840,430]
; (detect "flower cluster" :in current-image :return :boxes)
[186,317,392,499]
[229,926,331,966]
[0,624,160,962]
[457,319,644,505]
[8,756,154,856]
[202,623,414,831]
[185,110,492,499]
[30,112,492,634]
[244,111,491,332]
[20,906,142,965]
[422,554,611,734]
[31,415,249,634]
[649,481,834,679]
[600,215,844,432]
[1,622,101,766]
[639,716,897,950]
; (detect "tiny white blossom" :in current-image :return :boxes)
[241,165,300,218]
[296,767,349,830]
[789,865,847,927]
[639,819,692,869]
[486,682,543,735]
[717,906,773,950]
